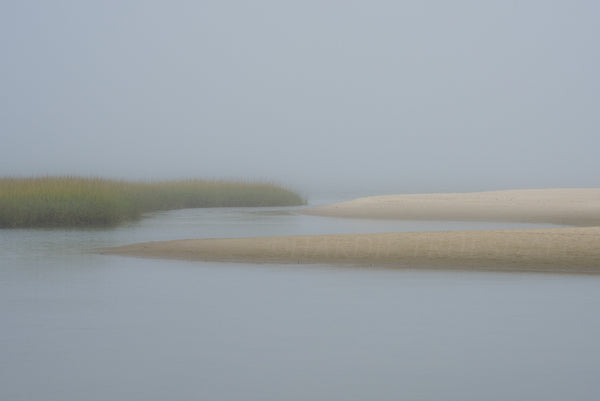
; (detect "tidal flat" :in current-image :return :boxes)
[103,189,600,273]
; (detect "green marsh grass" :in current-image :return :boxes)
[0,176,305,228]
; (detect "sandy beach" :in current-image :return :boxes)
[101,189,600,273]
[301,189,600,226]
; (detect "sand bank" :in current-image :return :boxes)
[101,227,600,273]
[302,189,600,226]
[100,189,600,273]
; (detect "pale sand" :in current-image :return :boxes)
[101,189,600,273]
[102,228,600,273]
[301,189,600,226]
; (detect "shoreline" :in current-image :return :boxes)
[0,176,305,228]
[100,189,600,273]
[301,188,600,226]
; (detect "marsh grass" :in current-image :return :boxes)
[0,176,305,228]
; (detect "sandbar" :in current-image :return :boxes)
[301,188,600,226]
[100,189,600,273]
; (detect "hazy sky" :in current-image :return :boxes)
[2,1,598,194]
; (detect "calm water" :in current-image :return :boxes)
[1,200,599,401]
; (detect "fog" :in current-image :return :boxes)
[2,1,599,195]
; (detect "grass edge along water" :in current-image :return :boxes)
[0,176,306,228]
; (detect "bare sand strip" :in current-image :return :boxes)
[100,189,600,273]
[301,189,600,226]
[102,227,600,273]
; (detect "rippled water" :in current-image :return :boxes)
[1,201,599,401]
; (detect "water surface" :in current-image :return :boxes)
[1,202,599,401]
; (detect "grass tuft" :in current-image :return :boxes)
[0,176,305,228]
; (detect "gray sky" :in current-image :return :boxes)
[1,1,598,195]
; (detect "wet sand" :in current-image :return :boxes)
[101,189,600,273]
[102,227,600,273]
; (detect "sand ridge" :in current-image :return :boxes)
[102,227,600,273]
[100,189,600,273]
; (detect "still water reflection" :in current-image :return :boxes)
[1,203,599,401]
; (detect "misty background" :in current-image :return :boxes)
[1,1,598,196]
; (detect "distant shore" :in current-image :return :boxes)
[0,176,305,228]
[101,189,600,273]
[301,188,600,226]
